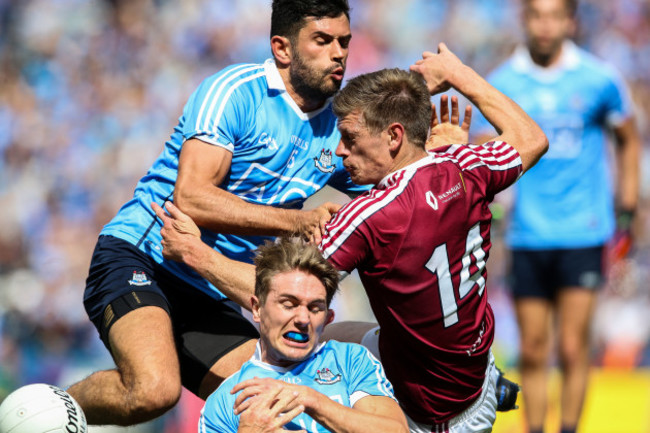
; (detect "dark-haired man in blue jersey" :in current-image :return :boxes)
[473,1,640,432]
[66,0,370,426]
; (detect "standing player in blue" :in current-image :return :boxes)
[475,1,641,432]
[66,0,370,426]
[199,238,407,433]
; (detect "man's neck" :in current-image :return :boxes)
[529,43,564,68]
[389,146,429,174]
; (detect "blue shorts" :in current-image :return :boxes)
[83,235,259,395]
[509,246,605,300]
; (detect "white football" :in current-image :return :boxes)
[0,384,87,433]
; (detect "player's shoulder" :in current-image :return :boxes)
[429,141,518,167]
[196,61,269,101]
[320,340,376,361]
[205,61,266,83]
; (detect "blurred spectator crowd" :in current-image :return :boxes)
[0,0,649,413]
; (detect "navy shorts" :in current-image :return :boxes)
[509,246,605,300]
[83,235,259,395]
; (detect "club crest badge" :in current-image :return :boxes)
[314,149,336,173]
[128,271,152,286]
[314,368,341,385]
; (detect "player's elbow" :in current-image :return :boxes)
[535,129,549,157]
[520,128,548,172]
[172,188,202,221]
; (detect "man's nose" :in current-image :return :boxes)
[335,140,347,157]
[331,39,345,62]
[294,306,310,325]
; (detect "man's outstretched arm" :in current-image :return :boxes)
[152,201,257,309]
[411,43,548,172]
[175,139,340,244]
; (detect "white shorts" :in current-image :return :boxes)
[361,327,498,433]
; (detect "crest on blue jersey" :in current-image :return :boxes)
[314,149,336,173]
[314,368,341,385]
[128,271,152,286]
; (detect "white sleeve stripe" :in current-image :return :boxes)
[198,406,206,433]
[195,64,263,133]
[442,142,522,172]
[327,170,407,235]
[322,170,413,258]
[212,72,266,137]
[366,349,395,399]
[195,63,254,132]
[349,390,371,407]
[325,189,385,240]
[323,180,398,247]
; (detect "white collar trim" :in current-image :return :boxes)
[511,40,580,81]
[250,340,327,372]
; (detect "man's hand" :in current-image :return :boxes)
[297,202,342,245]
[232,378,309,433]
[426,94,472,150]
[607,207,635,268]
[409,43,466,95]
[232,378,317,416]
[151,201,202,263]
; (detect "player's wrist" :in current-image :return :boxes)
[447,63,475,94]
[616,206,636,232]
[182,238,210,270]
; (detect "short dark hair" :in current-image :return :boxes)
[253,237,339,306]
[333,68,432,148]
[271,0,351,41]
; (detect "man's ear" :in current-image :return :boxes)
[251,296,262,324]
[567,17,577,38]
[387,123,405,152]
[271,35,292,67]
[324,309,335,326]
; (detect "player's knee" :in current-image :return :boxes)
[126,376,181,423]
[558,337,588,368]
[519,335,549,366]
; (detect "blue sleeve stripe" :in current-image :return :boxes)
[194,64,263,134]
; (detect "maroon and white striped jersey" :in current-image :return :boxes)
[320,141,522,424]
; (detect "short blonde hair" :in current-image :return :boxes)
[254,238,339,306]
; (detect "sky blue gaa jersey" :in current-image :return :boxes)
[199,340,395,433]
[101,60,367,300]
[477,41,633,248]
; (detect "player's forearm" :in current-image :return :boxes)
[305,394,408,433]
[449,64,548,171]
[181,237,256,310]
[174,187,305,237]
[614,118,641,210]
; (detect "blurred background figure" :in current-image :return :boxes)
[473,0,641,432]
[0,0,648,432]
